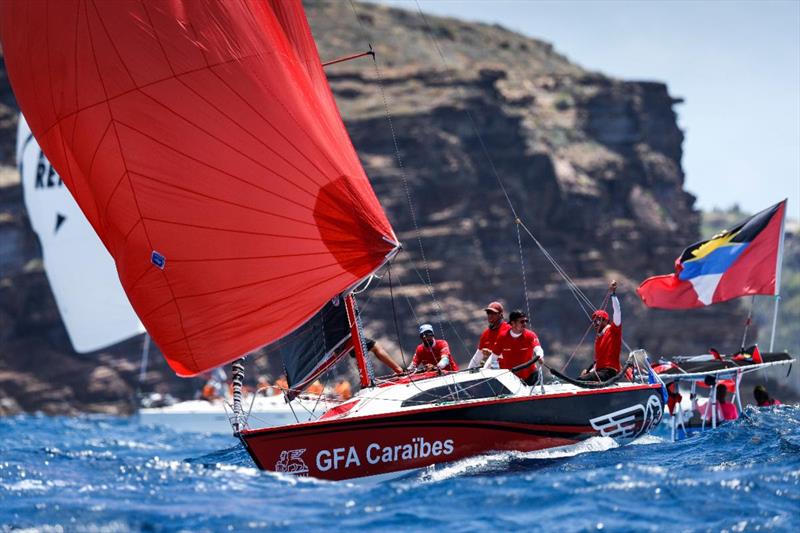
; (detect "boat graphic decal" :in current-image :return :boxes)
[275,449,309,475]
[589,395,663,440]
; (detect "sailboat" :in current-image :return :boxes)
[16,115,145,353]
[0,0,665,480]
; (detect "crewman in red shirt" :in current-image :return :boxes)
[486,310,544,385]
[579,280,622,382]
[408,324,458,372]
[468,301,511,369]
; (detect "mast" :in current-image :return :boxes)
[769,201,787,351]
[344,294,374,388]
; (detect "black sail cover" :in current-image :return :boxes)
[272,296,354,399]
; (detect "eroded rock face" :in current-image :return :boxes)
[0,1,759,413]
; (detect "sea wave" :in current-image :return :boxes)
[1,407,798,531]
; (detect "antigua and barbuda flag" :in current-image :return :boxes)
[637,200,787,309]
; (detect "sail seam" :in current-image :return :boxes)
[170,74,345,212]
[138,216,325,241]
[153,269,355,345]
[128,171,320,228]
[166,252,333,264]
[164,3,346,215]
[115,119,319,213]
[131,90,324,205]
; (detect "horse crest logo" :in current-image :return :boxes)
[275,449,309,475]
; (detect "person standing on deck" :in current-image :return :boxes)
[408,324,458,372]
[579,280,622,382]
[485,310,543,385]
[468,301,511,369]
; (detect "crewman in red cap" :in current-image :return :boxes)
[468,301,511,368]
[579,280,622,382]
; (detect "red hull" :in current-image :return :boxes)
[240,384,664,480]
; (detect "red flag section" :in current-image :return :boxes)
[0,0,397,376]
[637,201,786,309]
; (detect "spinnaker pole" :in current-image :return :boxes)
[769,202,787,351]
[322,46,374,67]
[344,294,374,388]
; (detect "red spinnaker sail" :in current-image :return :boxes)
[1,0,397,376]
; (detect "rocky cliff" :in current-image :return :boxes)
[0,1,787,415]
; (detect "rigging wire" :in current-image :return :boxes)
[347,0,448,341]
[407,258,471,355]
[409,3,641,367]
[515,220,532,319]
[411,0,601,322]
[516,220,596,317]
[560,322,596,373]
[349,0,622,375]
[388,265,409,367]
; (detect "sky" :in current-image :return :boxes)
[374,0,800,220]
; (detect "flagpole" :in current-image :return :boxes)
[769,295,781,351]
[769,200,787,352]
[741,296,754,352]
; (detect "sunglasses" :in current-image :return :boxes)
[486,310,499,315]
[516,319,529,324]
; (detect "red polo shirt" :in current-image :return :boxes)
[478,321,511,350]
[413,339,458,371]
[594,323,621,371]
[492,329,540,381]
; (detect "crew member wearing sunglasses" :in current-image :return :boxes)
[408,324,458,372]
[484,309,543,385]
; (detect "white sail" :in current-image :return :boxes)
[16,115,144,352]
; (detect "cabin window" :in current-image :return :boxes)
[401,378,510,407]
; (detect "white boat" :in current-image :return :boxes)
[138,394,331,435]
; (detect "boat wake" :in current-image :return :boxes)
[415,436,628,483]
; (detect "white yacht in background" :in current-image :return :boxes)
[138,392,331,436]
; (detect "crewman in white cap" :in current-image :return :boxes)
[408,324,458,372]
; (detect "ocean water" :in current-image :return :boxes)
[1,407,798,532]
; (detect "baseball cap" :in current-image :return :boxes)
[484,301,504,314]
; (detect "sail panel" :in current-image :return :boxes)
[1,0,396,376]
[273,297,355,400]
